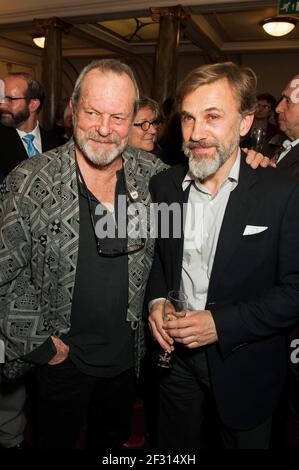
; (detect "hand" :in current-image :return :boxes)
[164,310,218,349]
[148,300,174,353]
[243,148,276,169]
[48,336,69,365]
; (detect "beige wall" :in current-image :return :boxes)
[243,52,299,99]
[177,52,299,101]
[0,43,41,81]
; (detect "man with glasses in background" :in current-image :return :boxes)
[0,59,167,449]
[0,72,63,183]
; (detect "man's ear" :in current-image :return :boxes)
[240,113,254,137]
[69,98,76,117]
[29,98,40,113]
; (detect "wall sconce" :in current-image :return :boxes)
[261,16,297,37]
[32,34,45,48]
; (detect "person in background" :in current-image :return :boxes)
[274,73,299,447]
[275,75,299,175]
[241,93,278,155]
[0,72,64,182]
[53,97,73,142]
[253,93,278,138]
[129,96,165,160]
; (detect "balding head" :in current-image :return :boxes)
[276,74,299,140]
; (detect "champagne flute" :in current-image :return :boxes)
[156,290,188,369]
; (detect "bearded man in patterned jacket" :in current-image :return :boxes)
[0,59,166,449]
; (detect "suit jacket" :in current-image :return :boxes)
[277,142,299,177]
[277,144,299,342]
[147,152,299,429]
[0,123,64,182]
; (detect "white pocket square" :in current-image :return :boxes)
[243,225,268,236]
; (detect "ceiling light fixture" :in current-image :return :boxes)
[261,15,297,36]
[32,34,45,48]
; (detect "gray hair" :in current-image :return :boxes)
[71,59,139,116]
[137,96,163,122]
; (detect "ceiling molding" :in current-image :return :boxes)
[73,24,135,56]
[0,1,145,25]
[189,14,224,49]
[185,15,227,61]
[63,47,118,57]
[188,1,275,14]
[222,40,299,52]
[56,41,213,59]
[0,35,41,56]
[0,1,271,25]
[123,42,202,56]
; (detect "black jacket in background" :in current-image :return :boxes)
[0,123,64,183]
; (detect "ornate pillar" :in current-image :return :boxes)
[151,5,189,105]
[35,17,70,130]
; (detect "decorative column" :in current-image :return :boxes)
[151,5,189,105]
[35,17,70,130]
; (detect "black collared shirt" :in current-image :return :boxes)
[64,169,133,377]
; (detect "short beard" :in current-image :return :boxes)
[73,129,127,167]
[0,107,30,128]
[182,126,240,180]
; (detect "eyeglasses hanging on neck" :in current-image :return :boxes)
[76,159,145,257]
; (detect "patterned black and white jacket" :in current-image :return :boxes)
[0,139,167,379]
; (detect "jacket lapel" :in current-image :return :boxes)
[169,164,191,290]
[277,143,299,171]
[208,154,259,296]
[122,149,149,248]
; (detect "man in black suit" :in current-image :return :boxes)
[275,74,299,176]
[275,74,299,447]
[0,72,63,182]
[147,62,299,449]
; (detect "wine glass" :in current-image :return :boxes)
[0,79,5,103]
[156,290,188,369]
[251,128,266,152]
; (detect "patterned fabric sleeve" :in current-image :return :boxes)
[0,176,36,360]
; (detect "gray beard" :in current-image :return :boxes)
[73,132,127,167]
[188,151,224,180]
[183,127,240,180]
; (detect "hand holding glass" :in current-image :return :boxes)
[156,290,188,369]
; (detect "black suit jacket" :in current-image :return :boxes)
[277,142,299,177]
[147,152,299,429]
[0,123,64,181]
